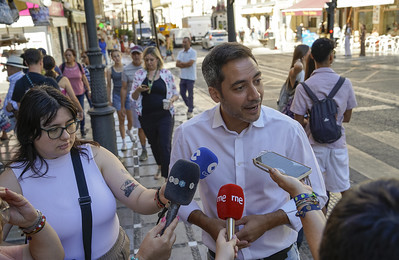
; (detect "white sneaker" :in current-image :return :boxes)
[121,143,127,151]
[126,129,136,143]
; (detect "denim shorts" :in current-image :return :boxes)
[112,93,131,111]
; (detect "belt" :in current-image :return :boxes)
[208,244,293,260]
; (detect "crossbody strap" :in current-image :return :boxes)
[25,73,35,88]
[71,148,92,260]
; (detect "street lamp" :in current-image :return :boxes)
[83,0,118,155]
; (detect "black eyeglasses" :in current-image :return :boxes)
[41,120,80,139]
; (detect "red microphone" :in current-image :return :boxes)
[217,184,245,240]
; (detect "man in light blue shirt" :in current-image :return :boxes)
[176,37,197,119]
[1,55,26,140]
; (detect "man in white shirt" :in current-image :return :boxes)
[170,43,327,260]
[176,37,197,119]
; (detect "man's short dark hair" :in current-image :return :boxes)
[202,42,257,93]
[320,178,399,260]
[23,48,43,66]
[311,38,334,63]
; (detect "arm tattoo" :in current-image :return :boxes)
[120,180,137,197]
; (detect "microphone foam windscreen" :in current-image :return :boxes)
[164,159,200,205]
[217,184,245,220]
[190,147,218,179]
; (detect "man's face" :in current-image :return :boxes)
[131,52,142,66]
[6,65,19,77]
[209,57,263,133]
[183,38,190,50]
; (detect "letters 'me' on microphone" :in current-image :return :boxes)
[190,147,218,179]
[217,184,245,240]
[162,159,200,234]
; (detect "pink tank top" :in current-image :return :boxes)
[62,63,85,95]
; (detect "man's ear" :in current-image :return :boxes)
[209,87,221,103]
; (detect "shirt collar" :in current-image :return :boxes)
[9,71,24,81]
[310,67,335,77]
[212,104,265,131]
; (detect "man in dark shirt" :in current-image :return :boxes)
[12,48,59,105]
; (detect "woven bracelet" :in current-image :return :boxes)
[20,210,46,235]
[295,203,321,218]
[154,187,166,209]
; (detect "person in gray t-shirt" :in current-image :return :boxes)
[121,46,148,161]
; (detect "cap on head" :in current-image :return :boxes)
[1,55,28,69]
[130,45,143,54]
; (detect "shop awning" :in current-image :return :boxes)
[282,0,330,16]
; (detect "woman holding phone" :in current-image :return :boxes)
[130,47,178,180]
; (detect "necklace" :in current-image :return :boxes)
[147,69,158,94]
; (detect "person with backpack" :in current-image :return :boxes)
[291,38,357,198]
[60,48,91,138]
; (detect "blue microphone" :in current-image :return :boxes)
[190,147,218,179]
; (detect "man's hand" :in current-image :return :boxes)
[6,103,14,113]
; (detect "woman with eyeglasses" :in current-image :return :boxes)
[0,187,64,259]
[131,46,179,180]
[0,86,178,260]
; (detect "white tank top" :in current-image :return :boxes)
[12,145,119,260]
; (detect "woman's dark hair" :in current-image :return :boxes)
[290,44,310,68]
[43,55,57,79]
[9,86,98,179]
[64,48,77,58]
[305,56,315,80]
[202,42,257,93]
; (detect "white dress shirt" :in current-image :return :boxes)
[170,105,327,260]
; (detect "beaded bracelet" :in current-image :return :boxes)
[20,209,46,235]
[295,203,321,218]
[130,256,139,260]
[154,187,166,209]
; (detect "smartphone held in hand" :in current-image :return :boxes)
[253,151,311,180]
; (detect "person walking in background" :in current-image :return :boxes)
[176,37,197,119]
[277,44,310,118]
[344,23,352,56]
[130,47,179,180]
[291,38,357,199]
[98,37,108,65]
[80,51,93,108]
[165,34,175,61]
[60,48,91,138]
[107,50,130,151]
[296,23,303,42]
[360,24,366,56]
[12,48,59,106]
[0,55,26,140]
[0,86,177,260]
[43,55,84,120]
[120,46,148,160]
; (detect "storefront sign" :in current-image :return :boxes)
[338,0,394,8]
[283,10,322,16]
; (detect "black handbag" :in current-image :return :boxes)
[71,148,92,260]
